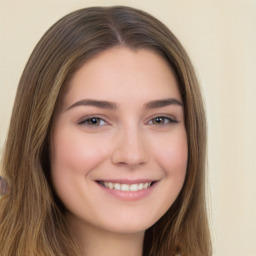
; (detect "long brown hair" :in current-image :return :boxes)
[0,6,211,256]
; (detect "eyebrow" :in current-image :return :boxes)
[66,99,117,111]
[66,98,183,111]
[144,98,183,109]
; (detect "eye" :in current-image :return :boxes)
[79,117,107,127]
[148,116,177,125]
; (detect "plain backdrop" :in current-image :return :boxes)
[0,1,255,255]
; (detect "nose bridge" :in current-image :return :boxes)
[111,122,148,167]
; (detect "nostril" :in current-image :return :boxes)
[112,146,148,167]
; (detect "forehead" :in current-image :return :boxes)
[62,47,181,107]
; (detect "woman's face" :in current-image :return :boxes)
[51,47,187,234]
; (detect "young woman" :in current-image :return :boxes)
[0,6,211,256]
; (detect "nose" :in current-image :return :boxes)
[111,125,148,168]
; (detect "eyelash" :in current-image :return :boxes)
[78,115,177,127]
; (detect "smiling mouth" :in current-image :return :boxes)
[97,181,154,192]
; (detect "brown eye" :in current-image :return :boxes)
[149,116,177,125]
[79,117,106,126]
[152,117,165,125]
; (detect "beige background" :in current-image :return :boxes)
[0,0,255,255]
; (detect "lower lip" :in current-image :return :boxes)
[96,182,156,201]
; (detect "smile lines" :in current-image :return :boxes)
[99,181,152,192]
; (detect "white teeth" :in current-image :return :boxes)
[138,183,144,190]
[121,184,129,191]
[108,182,114,189]
[143,183,149,189]
[130,184,138,191]
[101,182,152,191]
[114,183,120,190]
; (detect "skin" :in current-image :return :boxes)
[51,47,188,256]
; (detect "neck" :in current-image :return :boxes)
[66,215,145,256]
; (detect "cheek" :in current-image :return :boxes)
[154,129,188,177]
[144,129,187,223]
[51,128,109,176]
[50,128,111,201]
[50,127,112,210]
